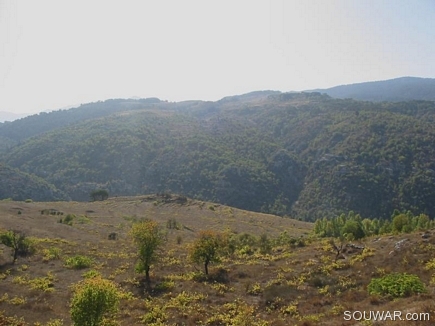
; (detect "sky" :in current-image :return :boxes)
[1,0,435,115]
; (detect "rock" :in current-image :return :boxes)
[108,232,117,240]
[394,239,409,250]
[346,243,365,250]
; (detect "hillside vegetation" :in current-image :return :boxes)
[1,89,435,221]
[314,76,435,102]
[1,197,435,325]
[0,164,69,202]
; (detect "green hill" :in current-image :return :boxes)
[0,164,69,201]
[1,90,435,221]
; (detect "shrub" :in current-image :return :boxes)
[166,218,180,230]
[0,230,35,263]
[59,214,75,226]
[154,280,175,291]
[259,233,272,254]
[42,247,62,262]
[46,320,64,326]
[65,255,93,269]
[82,270,102,279]
[392,214,412,233]
[90,189,109,201]
[70,277,119,326]
[368,273,426,298]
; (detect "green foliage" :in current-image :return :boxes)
[0,311,26,326]
[82,270,102,279]
[368,273,426,298]
[0,230,35,263]
[59,214,75,226]
[42,247,62,262]
[341,220,365,240]
[65,255,93,269]
[3,94,435,220]
[70,276,119,326]
[13,272,56,292]
[392,213,412,233]
[90,189,109,201]
[0,163,69,201]
[313,210,433,239]
[130,220,165,284]
[166,218,180,230]
[258,233,272,254]
[190,230,226,275]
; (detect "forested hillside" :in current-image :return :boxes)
[1,90,435,221]
[314,76,435,102]
[0,164,69,201]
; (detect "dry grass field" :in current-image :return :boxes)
[1,194,435,325]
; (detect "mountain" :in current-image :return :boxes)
[0,111,30,122]
[0,97,162,144]
[312,76,435,102]
[1,80,435,221]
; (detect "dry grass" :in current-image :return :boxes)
[1,195,435,325]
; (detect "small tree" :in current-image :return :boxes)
[341,219,365,240]
[190,230,225,275]
[90,189,109,201]
[130,220,165,285]
[70,276,119,326]
[392,213,411,233]
[259,233,272,254]
[0,230,34,263]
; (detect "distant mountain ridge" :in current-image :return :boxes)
[2,89,435,221]
[0,111,30,123]
[311,77,435,102]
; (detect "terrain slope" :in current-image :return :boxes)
[1,196,434,325]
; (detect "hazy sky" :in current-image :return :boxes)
[1,0,434,114]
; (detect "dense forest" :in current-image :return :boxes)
[314,76,435,102]
[1,85,435,221]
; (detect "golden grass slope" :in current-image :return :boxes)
[1,195,435,325]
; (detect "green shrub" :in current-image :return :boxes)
[42,247,62,262]
[70,277,119,326]
[166,218,180,230]
[60,214,75,226]
[65,255,93,269]
[82,269,102,279]
[0,230,35,263]
[368,272,426,298]
[154,280,175,291]
[259,233,272,254]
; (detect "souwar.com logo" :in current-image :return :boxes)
[344,310,430,322]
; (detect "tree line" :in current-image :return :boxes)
[313,210,433,240]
